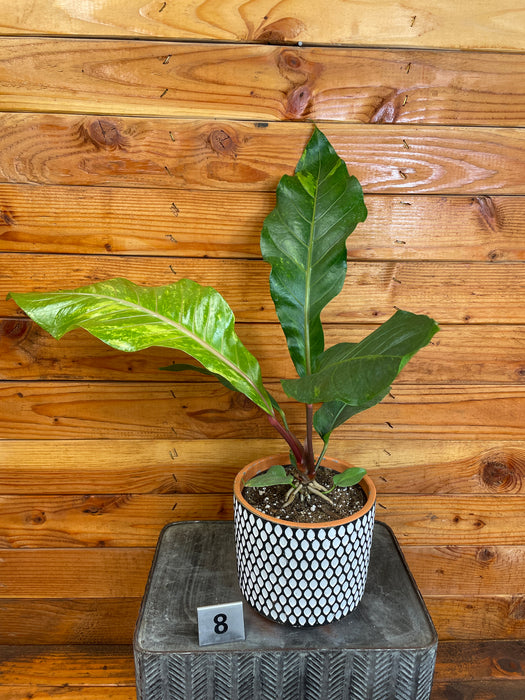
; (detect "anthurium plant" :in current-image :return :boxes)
[8,127,438,505]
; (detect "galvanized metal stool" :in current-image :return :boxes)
[134,520,437,699]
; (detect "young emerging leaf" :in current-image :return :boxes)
[245,464,294,488]
[260,127,367,377]
[8,278,274,415]
[332,467,367,489]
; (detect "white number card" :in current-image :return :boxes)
[197,601,245,646]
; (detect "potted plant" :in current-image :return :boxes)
[7,127,438,627]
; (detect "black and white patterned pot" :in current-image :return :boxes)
[233,454,376,628]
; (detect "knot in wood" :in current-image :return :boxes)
[472,195,500,233]
[1,209,15,226]
[509,597,525,620]
[207,128,238,157]
[285,85,312,119]
[0,319,30,341]
[494,657,522,675]
[476,546,496,564]
[280,50,303,70]
[83,118,128,150]
[26,509,46,525]
[370,92,400,124]
[480,452,523,493]
[253,17,305,43]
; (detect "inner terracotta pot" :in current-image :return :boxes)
[233,454,376,627]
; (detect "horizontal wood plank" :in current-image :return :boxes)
[0,493,232,548]
[0,439,523,495]
[2,40,525,125]
[0,645,135,685]
[2,187,524,261]
[0,599,140,644]
[380,496,525,545]
[0,688,135,700]
[431,680,525,699]
[1,545,523,598]
[427,596,525,640]
[0,0,523,52]
[0,549,154,598]
[1,115,524,194]
[404,546,525,596]
[3,256,525,324]
[0,382,523,440]
[435,640,525,681]
[0,493,524,547]
[2,320,525,384]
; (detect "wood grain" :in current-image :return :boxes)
[2,186,524,261]
[0,549,154,598]
[0,382,523,440]
[0,493,232,548]
[1,689,135,700]
[1,545,523,598]
[2,320,525,384]
[431,681,525,699]
[403,546,525,596]
[0,599,140,644]
[426,596,525,641]
[0,493,524,548]
[0,439,523,495]
[4,256,525,324]
[0,644,135,685]
[0,0,523,52]
[435,640,525,680]
[1,114,523,194]
[2,39,524,125]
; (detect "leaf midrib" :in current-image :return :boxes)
[303,155,322,376]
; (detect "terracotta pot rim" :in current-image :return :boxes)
[233,453,376,529]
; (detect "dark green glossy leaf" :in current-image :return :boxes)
[282,309,439,405]
[8,277,274,414]
[314,386,392,441]
[245,464,294,488]
[260,127,367,376]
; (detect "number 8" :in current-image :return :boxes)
[213,613,228,634]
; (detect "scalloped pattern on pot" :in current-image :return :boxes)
[233,498,376,627]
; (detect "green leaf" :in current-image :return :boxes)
[314,386,392,441]
[245,464,294,488]
[282,309,439,405]
[260,127,367,376]
[332,467,367,488]
[7,277,274,415]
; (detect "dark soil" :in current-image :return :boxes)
[242,465,367,524]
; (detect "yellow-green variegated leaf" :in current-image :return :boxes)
[8,278,274,415]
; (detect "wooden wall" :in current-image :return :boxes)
[0,1,524,646]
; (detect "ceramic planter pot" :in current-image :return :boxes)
[233,454,376,628]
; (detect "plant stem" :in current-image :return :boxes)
[315,439,330,470]
[305,404,315,479]
[267,414,304,466]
